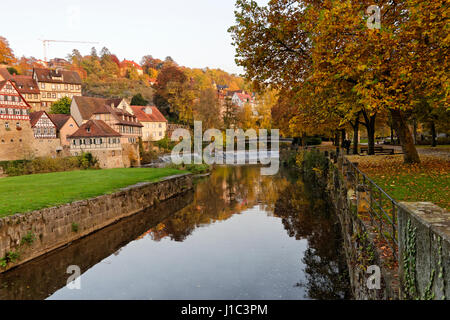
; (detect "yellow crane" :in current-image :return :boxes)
[41,39,99,62]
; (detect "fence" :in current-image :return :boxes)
[329,150,399,261]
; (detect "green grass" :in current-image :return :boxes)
[351,155,450,210]
[0,168,186,217]
[372,174,450,210]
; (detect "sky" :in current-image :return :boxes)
[2,0,268,75]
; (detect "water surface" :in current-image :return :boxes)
[0,166,350,300]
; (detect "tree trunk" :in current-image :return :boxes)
[334,131,340,147]
[430,121,437,147]
[413,118,417,145]
[361,110,376,155]
[341,129,346,147]
[390,125,394,144]
[367,125,375,155]
[352,125,359,155]
[390,109,420,164]
[350,112,360,155]
[300,132,307,147]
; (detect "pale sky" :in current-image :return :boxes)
[2,0,268,75]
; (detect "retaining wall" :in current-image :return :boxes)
[398,202,450,300]
[0,173,193,273]
[326,157,399,299]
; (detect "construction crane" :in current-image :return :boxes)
[41,40,99,62]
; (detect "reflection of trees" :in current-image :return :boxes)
[143,166,291,242]
[274,181,351,299]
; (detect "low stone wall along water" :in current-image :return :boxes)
[0,174,193,273]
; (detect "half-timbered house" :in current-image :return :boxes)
[0,80,35,160]
[30,111,58,139]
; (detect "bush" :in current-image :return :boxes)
[301,149,329,185]
[0,153,99,177]
[306,136,322,146]
[155,136,178,152]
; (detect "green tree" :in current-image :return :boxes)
[50,97,72,114]
[6,67,18,75]
[131,93,149,106]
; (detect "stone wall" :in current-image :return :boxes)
[0,120,36,161]
[32,138,62,158]
[398,202,450,300]
[0,190,194,299]
[0,173,193,273]
[326,157,399,299]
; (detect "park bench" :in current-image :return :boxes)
[360,145,395,155]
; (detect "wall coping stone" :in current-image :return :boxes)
[398,202,450,243]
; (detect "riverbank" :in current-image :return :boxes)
[0,167,186,217]
[0,173,193,273]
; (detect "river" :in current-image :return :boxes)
[0,165,350,300]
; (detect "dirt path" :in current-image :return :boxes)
[391,145,450,160]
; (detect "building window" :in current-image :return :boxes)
[5,122,9,129]
[41,83,45,89]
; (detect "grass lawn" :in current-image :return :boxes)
[0,168,186,217]
[348,155,450,210]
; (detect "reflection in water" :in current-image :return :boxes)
[0,166,349,300]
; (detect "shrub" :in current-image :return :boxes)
[155,136,177,152]
[301,149,329,185]
[1,153,99,177]
[306,136,322,146]
[21,231,36,246]
[71,222,79,233]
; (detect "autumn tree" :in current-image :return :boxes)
[223,97,239,128]
[230,0,449,164]
[50,97,72,115]
[0,36,16,65]
[193,88,222,129]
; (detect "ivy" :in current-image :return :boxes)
[403,219,417,299]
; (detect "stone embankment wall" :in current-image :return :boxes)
[398,202,449,300]
[326,157,399,300]
[0,173,193,273]
[0,190,194,300]
[325,153,449,300]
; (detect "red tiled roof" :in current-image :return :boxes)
[130,105,167,123]
[68,120,121,138]
[29,111,57,128]
[0,80,32,109]
[48,114,73,130]
[0,68,12,81]
[33,68,82,85]
[73,96,123,121]
[92,104,143,127]
[236,92,253,103]
[11,75,40,94]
